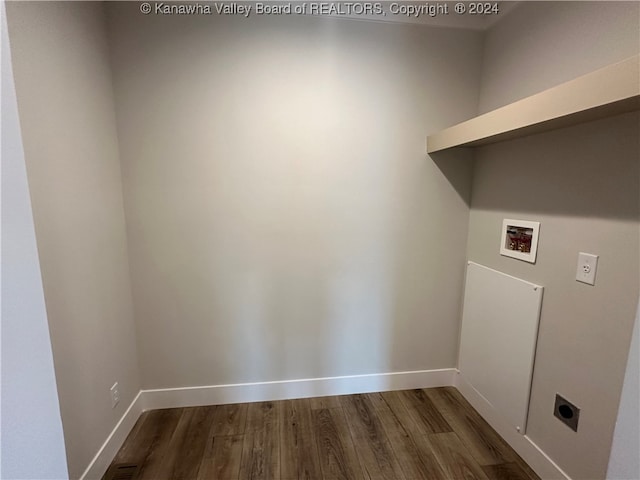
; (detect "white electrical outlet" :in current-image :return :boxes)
[110,382,120,408]
[576,252,598,285]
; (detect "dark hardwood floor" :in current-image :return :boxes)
[104,387,540,480]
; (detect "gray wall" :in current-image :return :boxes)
[1,5,68,479]
[6,3,141,478]
[478,1,640,113]
[106,4,482,389]
[607,301,640,480]
[6,3,638,479]
[468,113,639,480]
[468,3,640,478]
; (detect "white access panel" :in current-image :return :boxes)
[458,262,543,434]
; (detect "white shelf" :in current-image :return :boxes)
[427,55,640,153]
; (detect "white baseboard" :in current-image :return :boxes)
[141,368,457,411]
[454,371,572,480]
[79,391,144,480]
[79,368,570,480]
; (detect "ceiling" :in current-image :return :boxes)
[312,1,522,30]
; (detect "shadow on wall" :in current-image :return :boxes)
[205,148,476,387]
[470,111,640,221]
[215,231,395,384]
[430,148,474,208]
[108,5,481,391]
[183,77,405,385]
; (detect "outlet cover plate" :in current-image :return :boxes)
[576,252,598,285]
[110,382,120,408]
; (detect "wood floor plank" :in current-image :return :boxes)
[239,401,280,480]
[106,389,540,480]
[398,388,452,434]
[156,406,216,480]
[378,391,425,438]
[412,434,452,480]
[210,403,248,436]
[280,398,322,480]
[309,395,342,410]
[428,432,491,480]
[426,387,515,466]
[313,407,364,480]
[132,408,184,480]
[149,408,195,479]
[197,434,244,480]
[340,394,406,480]
[367,392,448,480]
[514,458,542,480]
[483,462,538,480]
[110,410,151,464]
[380,390,451,438]
[445,386,542,479]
